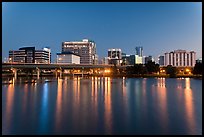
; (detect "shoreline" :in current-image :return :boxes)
[2,73,202,79]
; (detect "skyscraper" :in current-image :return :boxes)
[135,46,143,57]
[62,39,97,64]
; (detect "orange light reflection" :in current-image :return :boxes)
[55,78,63,131]
[104,77,112,134]
[4,84,15,132]
[156,78,168,132]
[184,78,195,133]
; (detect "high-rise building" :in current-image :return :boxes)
[158,55,164,66]
[62,39,97,64]
[135,46,143,57]
[145,56,154,64]
[164,50,196,67]
[108,48,122,65]
[9,47,51,63]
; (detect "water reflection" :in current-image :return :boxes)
[39,82,49,133]
[104,77,112,134]
[2,77,202,135]
[184,78,196,134]
[55,78,63,132]
[156,78,168,133]
[3,84,15,134]
[22,84,28,115]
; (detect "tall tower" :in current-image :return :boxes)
[135,46,143,57]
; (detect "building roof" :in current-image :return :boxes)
[56,51,80,56]
[19,47,35,50]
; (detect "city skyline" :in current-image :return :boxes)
[2,2,202,62]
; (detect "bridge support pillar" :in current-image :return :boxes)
[59,69,62,78]
[55,68,62,78]
[36,67,40,79]
[12,68,17,80]
[55,69,58,78]
[82,67,84,78]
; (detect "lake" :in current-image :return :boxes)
[2,77,202,135]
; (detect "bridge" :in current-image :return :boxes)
[2,63,131,79]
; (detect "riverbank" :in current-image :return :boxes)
[2,73,202,79]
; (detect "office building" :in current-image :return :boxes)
[129,55,143,65]
[108,48,122,65]
[102,57,109,65]
[9,47,51,64]
[164,50,196,67]
[9,47,35,63]
[158,55,164,66]
[135,46,143,57]
[56,51,80,64]
[145,56,154,64]
[122,53,130,65]
[35,47,51,64]
[62,39,97,64]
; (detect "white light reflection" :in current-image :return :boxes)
[39,82,49,132]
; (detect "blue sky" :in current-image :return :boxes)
[2,2,202,62]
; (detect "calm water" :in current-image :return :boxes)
[2,77,202,135]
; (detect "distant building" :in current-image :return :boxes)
[56,51,80,64]
[129,55,143,65]
[103,57,109,65]
[145,56,154,64]
[196,58,202,64]
[62,39,97,64]
[108,48,122,65]
[9,47,51,63]
[164,49,196,67]
[135,46,143,57]
[122,53,130,65]
[158,55,164,66]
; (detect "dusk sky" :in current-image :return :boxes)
[2,2,202,63]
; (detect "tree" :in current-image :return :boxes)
[145,61,160,74]
[166,65,177,78]
[193,62,202,75]
[126,64,147,75]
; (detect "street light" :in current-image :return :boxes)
[185,68,191,74]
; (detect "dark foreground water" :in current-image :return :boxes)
[2,77,202,135]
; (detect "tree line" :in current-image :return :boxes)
[111,61,202,78]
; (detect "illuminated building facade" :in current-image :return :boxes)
[164,50,196,67]
[9,47,51,64]
[108,48,122,65]
[56,51,80,64]
[62,39,97,64]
